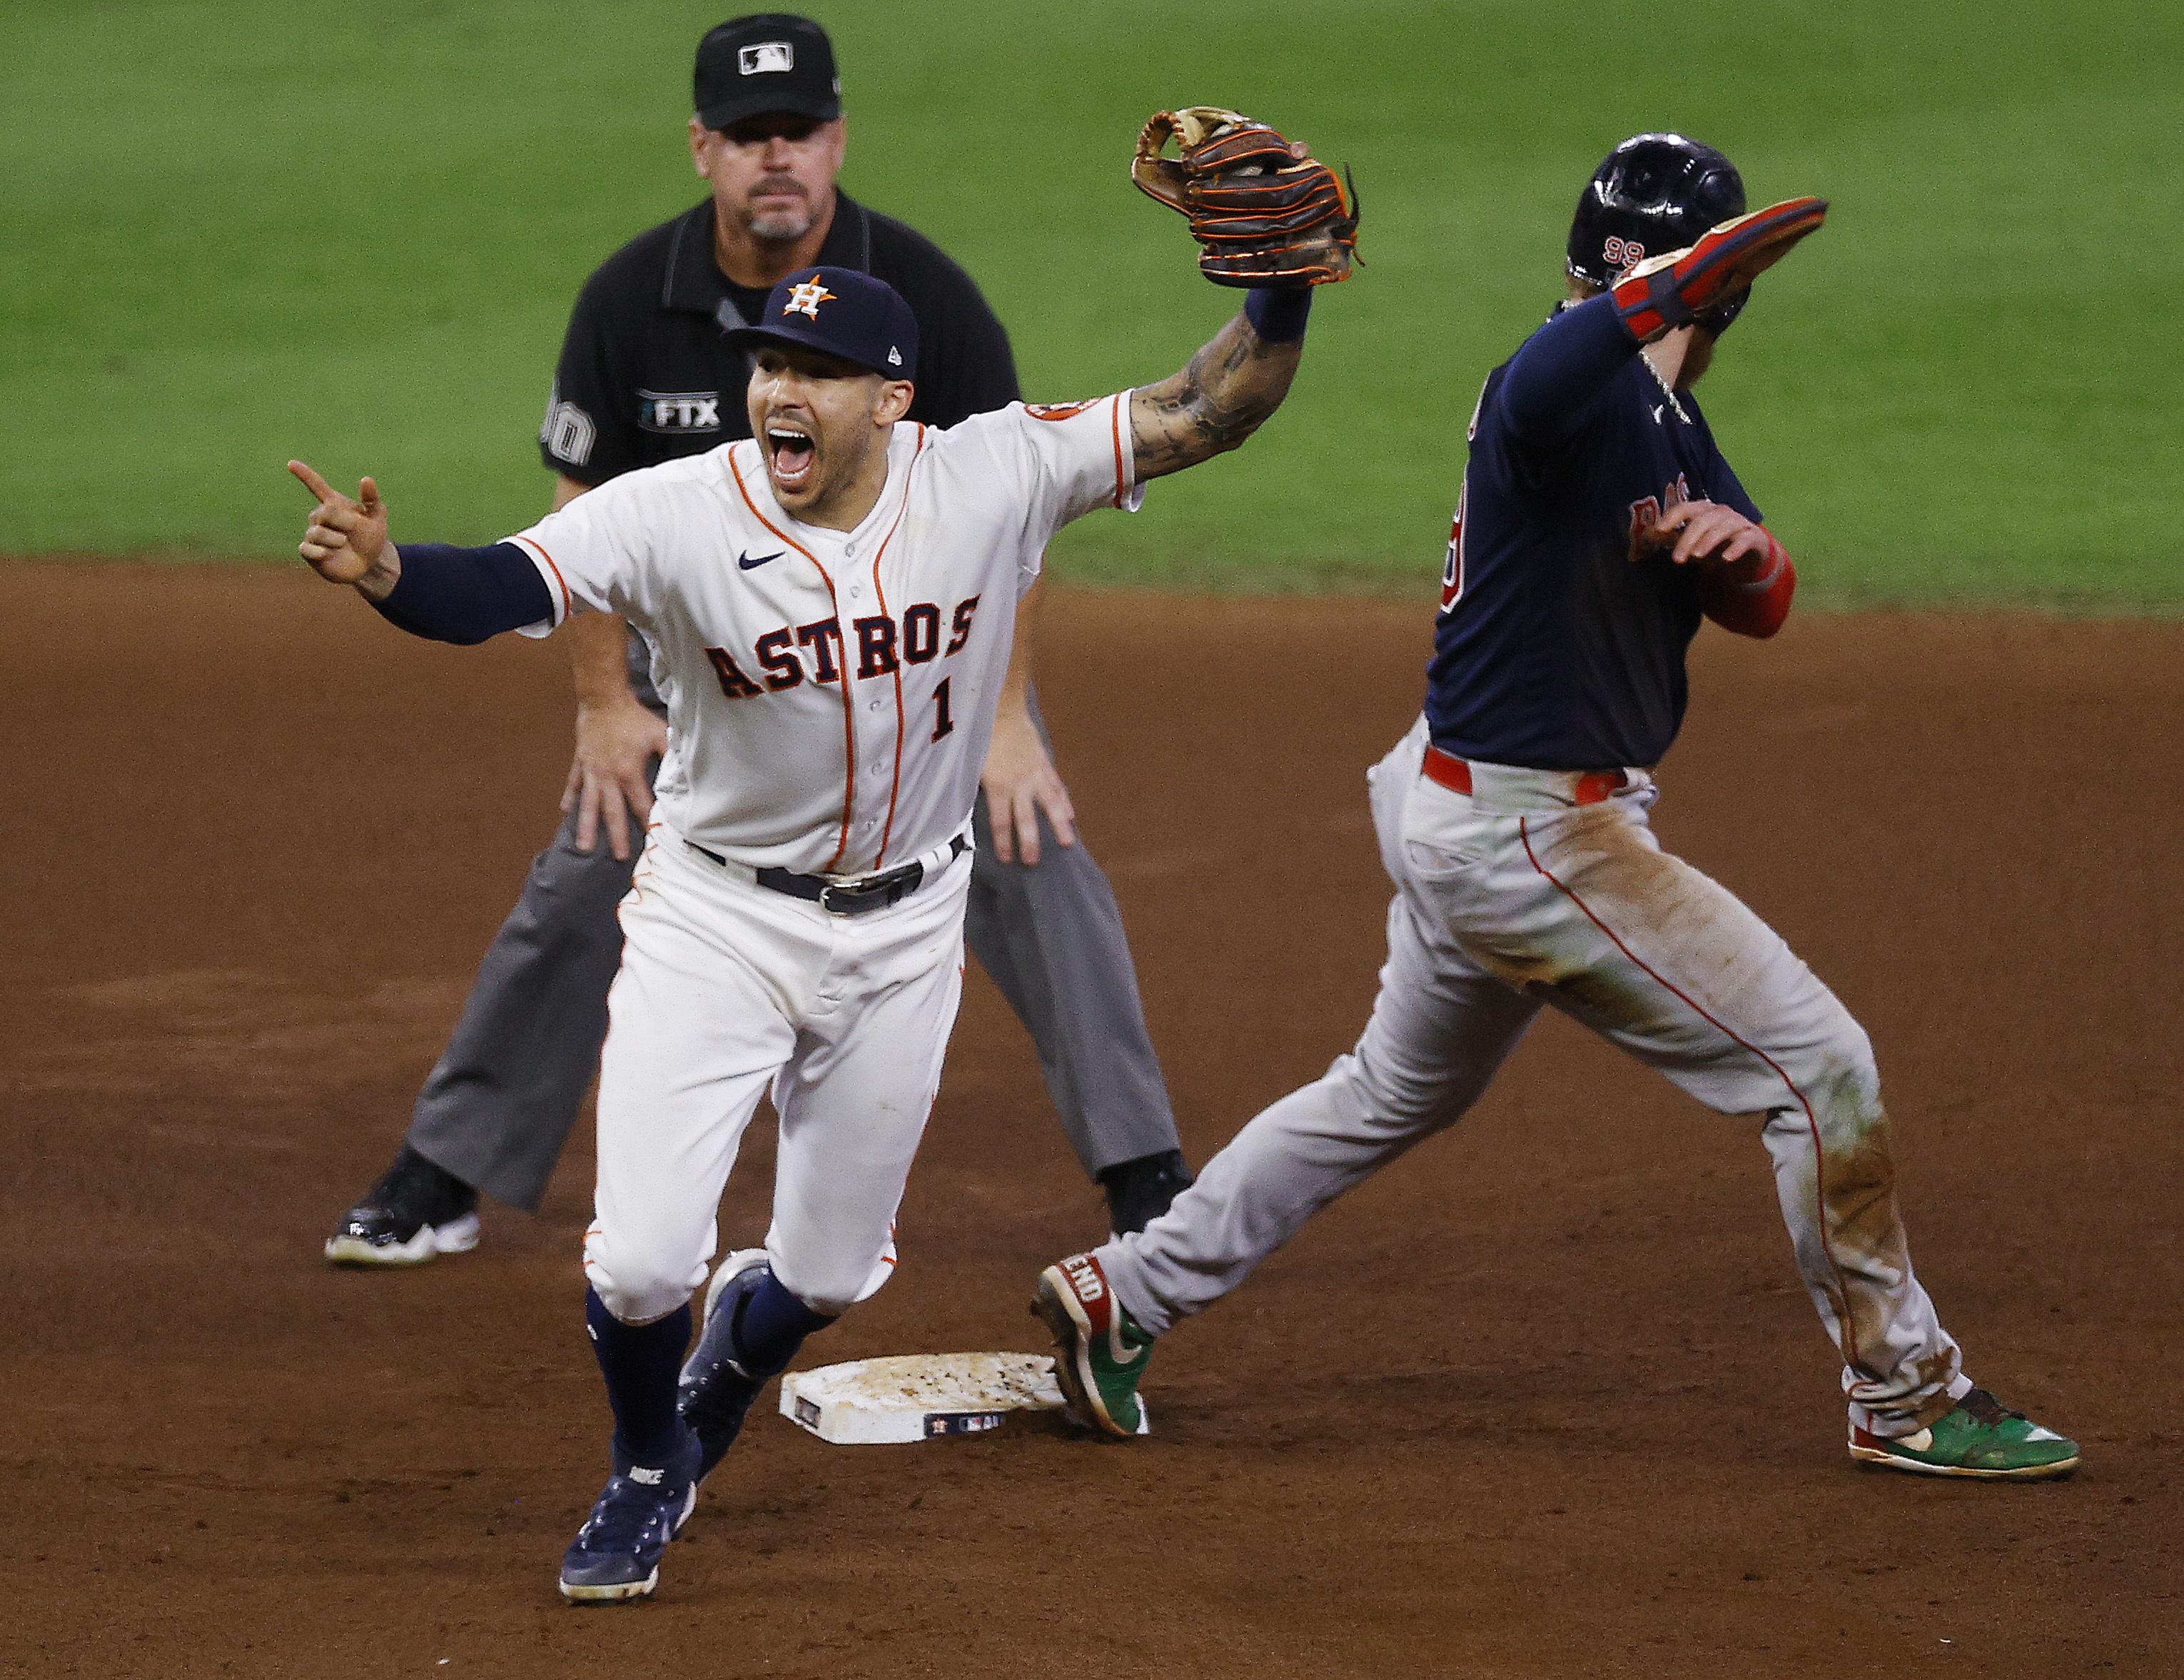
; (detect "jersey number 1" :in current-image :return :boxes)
[931,677,955,742]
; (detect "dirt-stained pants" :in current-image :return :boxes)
[1098,718,1968,1436]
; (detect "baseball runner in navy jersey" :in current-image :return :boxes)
[1037,136,2079,1482]
[324,14,1192,1270]
[287,101,1351,1598]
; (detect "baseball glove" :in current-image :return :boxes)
[1131,107,1359,288]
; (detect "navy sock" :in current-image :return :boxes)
[585,1287,691,1467]
[732,1272,834,1377]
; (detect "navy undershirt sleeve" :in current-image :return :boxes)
[372,542,555,644]
[1243,286,1311,343]
[1497,293,1643,448]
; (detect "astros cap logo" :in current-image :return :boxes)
[784,280,837,320]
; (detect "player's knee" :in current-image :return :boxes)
[1797,1020,1883,1134]
[769,1248,889,1318]
[1343,1049,1474,1140]
[583,1230,704,1325]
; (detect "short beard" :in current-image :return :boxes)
[748,204,814,243]
[1679,333,1717,389]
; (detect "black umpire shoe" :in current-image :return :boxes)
[1098,1148,1194,1237]
[324,1144,481,1267]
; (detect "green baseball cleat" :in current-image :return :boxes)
[1033,1253,1153,1438]
[1850,1387,2079,1480]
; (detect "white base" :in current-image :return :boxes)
[780,1352,1068,1444]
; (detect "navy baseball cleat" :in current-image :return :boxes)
[558,1425,701,1603]
[677,1250,779,1481]
[324,1143,480,1267]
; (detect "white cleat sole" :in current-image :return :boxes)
[558,1569,658,1604]
[1849,1441,2081,1480]
[324,1211,482,1267]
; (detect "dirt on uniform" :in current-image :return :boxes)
[4,562,2178,1679]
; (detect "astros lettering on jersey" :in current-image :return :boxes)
[504,396,1137,875]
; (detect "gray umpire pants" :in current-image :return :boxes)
[408,684,1178,1210]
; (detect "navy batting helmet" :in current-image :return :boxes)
[1567,133,1746,290]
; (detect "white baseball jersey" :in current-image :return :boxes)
[505,395,1141,874]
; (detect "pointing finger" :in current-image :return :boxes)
[288,460,339,503]
[358,475,382,512]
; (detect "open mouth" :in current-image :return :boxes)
[766,426,817,494]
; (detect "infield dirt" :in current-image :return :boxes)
[4,564,2178,1679]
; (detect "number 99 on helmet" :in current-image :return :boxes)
[1567,133,1751,332]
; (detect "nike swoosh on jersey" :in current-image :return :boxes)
[737,550,784,570]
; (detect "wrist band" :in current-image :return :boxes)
[1243,287,1312,344]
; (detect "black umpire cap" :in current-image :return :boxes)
[723,268,919,382]
[695,14,842,130]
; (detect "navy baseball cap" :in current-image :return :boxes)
[723,268,919,381]
[695,14,841,130]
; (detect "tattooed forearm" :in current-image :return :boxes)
[1128,313,1303,480]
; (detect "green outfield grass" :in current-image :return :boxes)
[4,0,2179,607]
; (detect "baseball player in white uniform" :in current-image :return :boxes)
[288,251,1322,1600]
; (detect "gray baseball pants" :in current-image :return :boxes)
[408,686,1177,1210]
[1097,718,1968,1437]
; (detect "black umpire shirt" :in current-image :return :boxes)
[539,191,1021,485]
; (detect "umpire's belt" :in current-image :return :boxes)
[1422,745,1632,807]
[684,831,970,916]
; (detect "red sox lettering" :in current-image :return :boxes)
[1625,473,1692,562]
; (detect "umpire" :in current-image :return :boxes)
[325,13,1192,1265]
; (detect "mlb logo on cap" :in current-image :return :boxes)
[696,15,843,129]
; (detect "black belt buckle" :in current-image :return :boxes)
[818,861,922,916]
